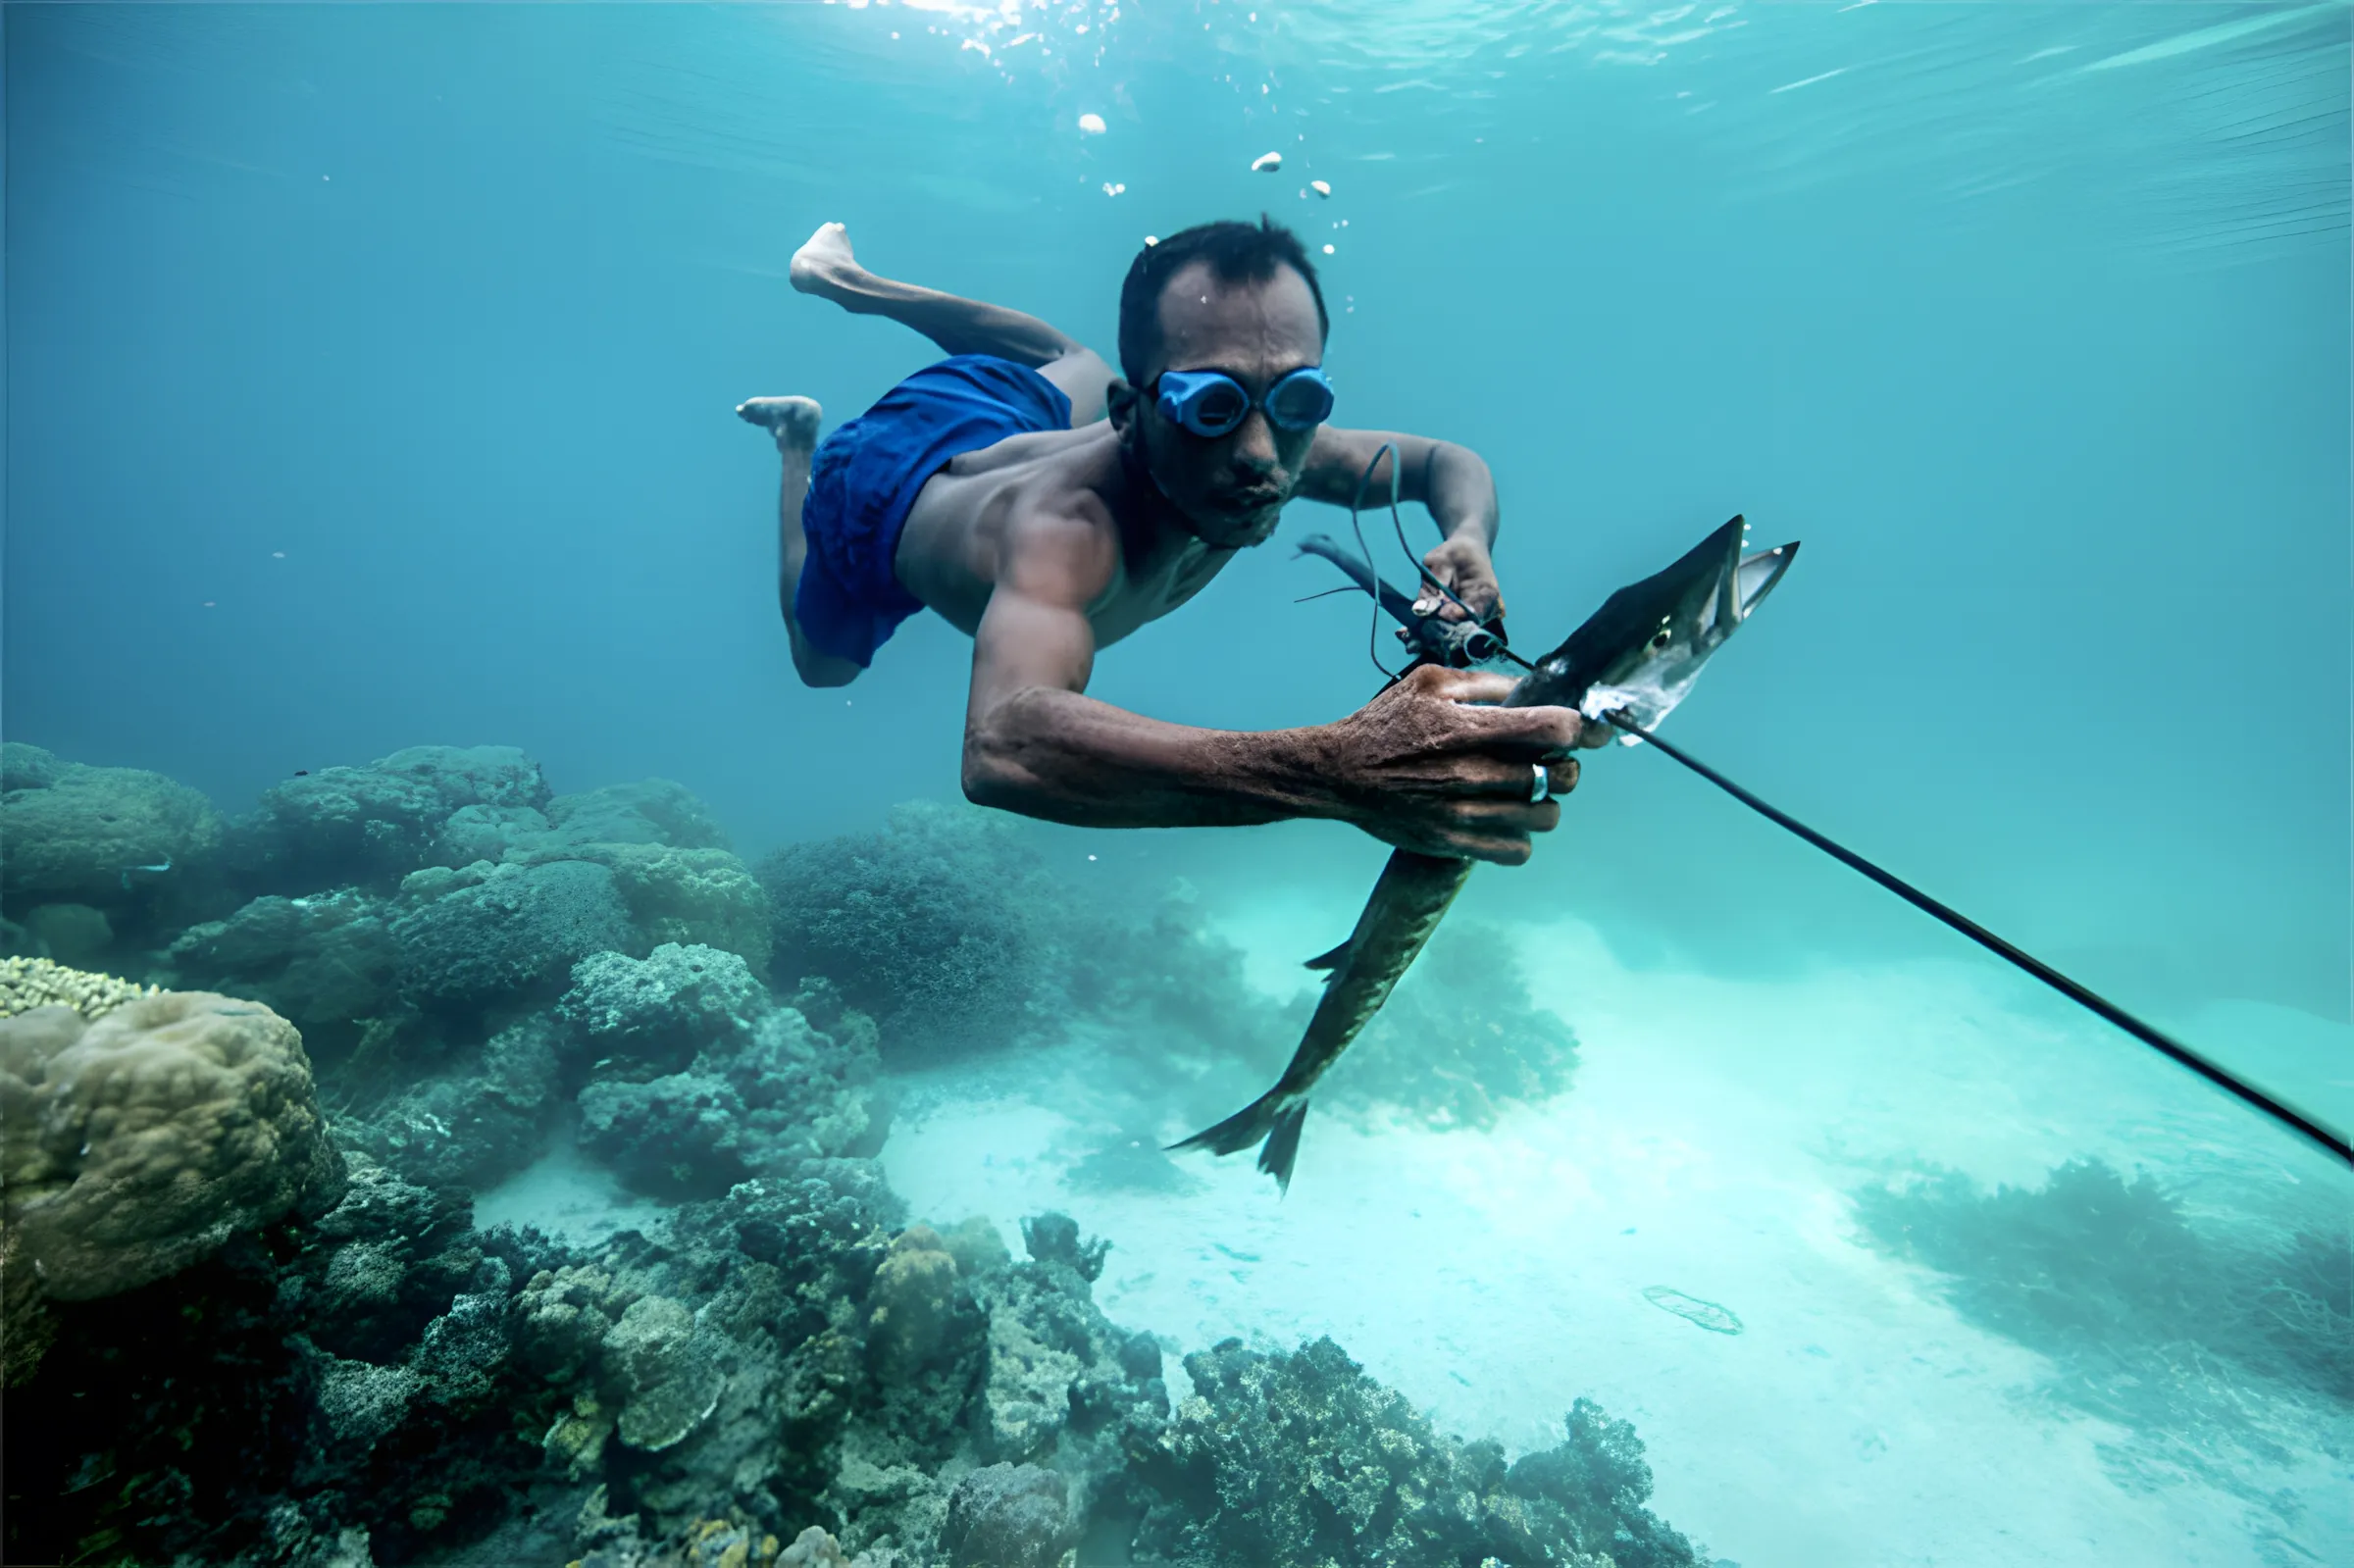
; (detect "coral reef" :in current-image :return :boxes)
[0,747,1698,1568]
[1135,1337,1700,1568]
[1855,1157,2352,1505]
[565,942,773,1069]
[522,839,775,970]
[569,944,889,1198]
[1,742,227,954]
[938,1463,1077,1568]
[757,801,1057,1060]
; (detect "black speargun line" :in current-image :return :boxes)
[1602,710,2353,1168]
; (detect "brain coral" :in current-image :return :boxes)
[0,987,343,1300]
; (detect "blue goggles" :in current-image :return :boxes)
[1152,366,1335,438]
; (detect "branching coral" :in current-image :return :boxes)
[0,955,158,1021]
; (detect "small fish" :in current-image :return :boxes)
[1172,517,1798,1190]
[1251,150,1283,173]
[118,854,176,890]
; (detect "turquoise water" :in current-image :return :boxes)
[4,4,2348,1566]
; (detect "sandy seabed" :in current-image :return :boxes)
[875,910,2352,1568]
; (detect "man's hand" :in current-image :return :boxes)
[1314,664,1583,865]
[1413,534,1505,624]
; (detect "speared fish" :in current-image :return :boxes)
[1170,514,1798,1191]
[1177,457,2354,1187]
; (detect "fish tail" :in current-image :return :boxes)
[1255,1100,1310,1193]
[1167,1092,1313,1194]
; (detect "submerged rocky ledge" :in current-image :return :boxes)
[2,740,1696,1567]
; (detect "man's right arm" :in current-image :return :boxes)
[959,506,1586,865]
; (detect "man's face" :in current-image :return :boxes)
[1120,260,1326,549]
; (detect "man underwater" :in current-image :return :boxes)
[739,217,1598,865]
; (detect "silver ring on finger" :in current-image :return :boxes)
[1530,762,1551,804]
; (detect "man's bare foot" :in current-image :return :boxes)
[736,395,822,454]
[789,222,862,300]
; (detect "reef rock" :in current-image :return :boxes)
[606,1294,727,1451]
[343,1015,563,1190]
[562,942,770,1070]
[939,1463,1076,1568]
[0,742,225,925]
[165,888,399,1036]
[242,744,551,892]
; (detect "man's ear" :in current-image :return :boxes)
[1105,379,1141,439]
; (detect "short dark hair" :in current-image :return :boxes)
[1117,216,1331,385]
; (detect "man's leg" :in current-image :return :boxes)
[736,395,861,688]
[790,222,1115,427]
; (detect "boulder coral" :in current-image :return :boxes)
[0,986,342,1303]
[392,858,637,1013]
[864,1226,963,1381]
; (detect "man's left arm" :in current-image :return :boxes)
[1295,428,1503,623]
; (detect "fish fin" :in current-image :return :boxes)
[1304,939,1352,973]
[1167,1093,1286,1159]
[1166,1092,1313,1195]
[1256,1101,1311,1195]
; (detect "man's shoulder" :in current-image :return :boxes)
[990,443,1129,600]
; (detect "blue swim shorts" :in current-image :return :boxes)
[795,353,1074,667]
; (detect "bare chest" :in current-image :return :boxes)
[896,438,1233,649]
